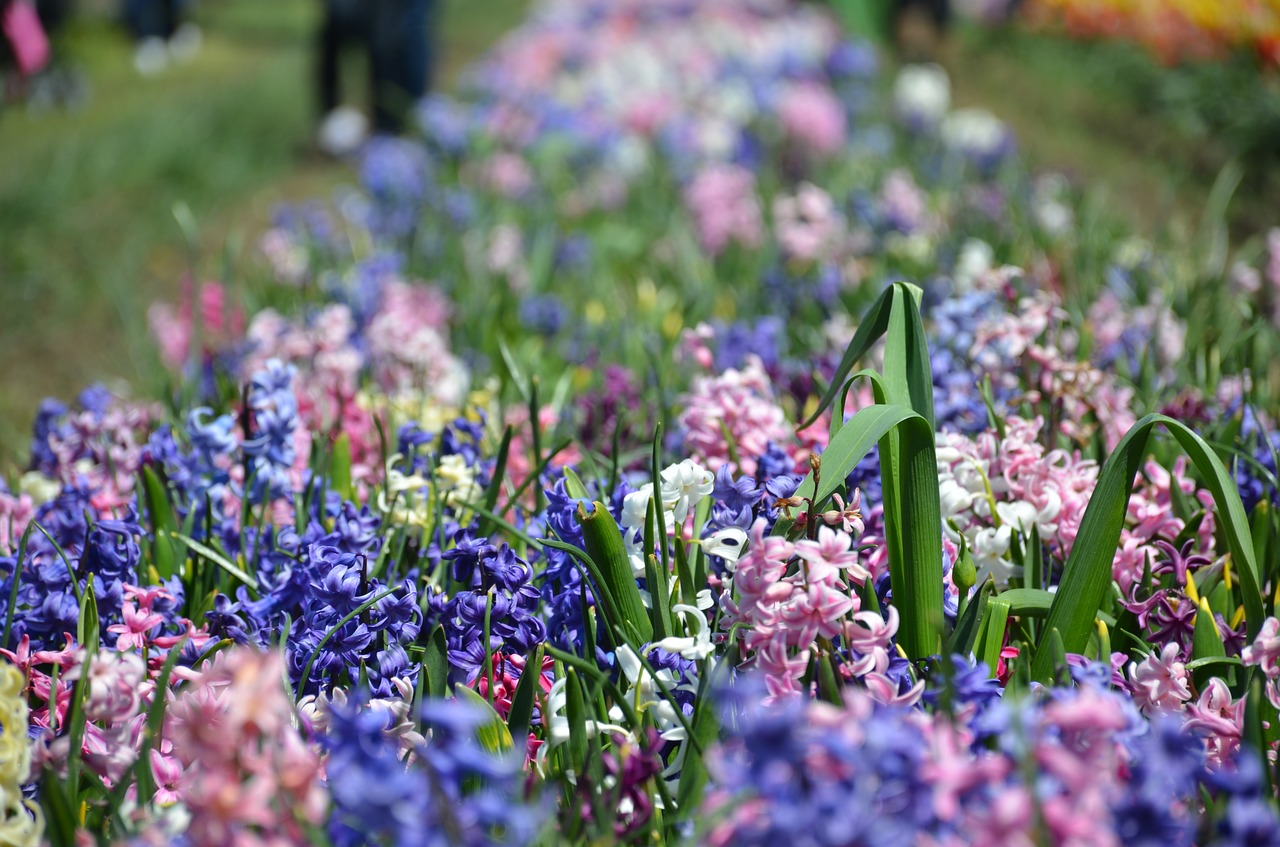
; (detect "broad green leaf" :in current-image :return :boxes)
[1031,414,1264,681]
[141,465,177,580]
[784,400,943,660]
[454,685,515,754]
[479,425,514,539]
[998,588,1117,626]
[799,282,933,431]
[976,598,1011,674]
[331,432,354,502]
[574,501,654,645]
[2,523,34,649]
[40,774,78,847]
[170,532,258,590]
[76,585,99,652]
[1244,674,1278,799]
[562,467,590,501]
[506,645,544,743]
[947,580,993,658]
[423,625,449,700]
[563,667,589,775]
[675,673,718,815]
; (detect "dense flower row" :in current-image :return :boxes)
[3,0,1280,845]
[977,0,1280,66]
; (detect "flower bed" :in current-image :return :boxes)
[4,0,1280,844]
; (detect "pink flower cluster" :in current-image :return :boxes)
[937,415,1098,581]
[1118,615,1269,769]
[161,648,326,847]
[683,164,764,256]
[228,277,465,483]
[974,288,1138,450]
[775,82,846,156]
[772,183,843,263]
[937,412,1217,593]
[719,521,887,703]
[147,281,246,373]
[677,355,797,478]
[6,585,212,792]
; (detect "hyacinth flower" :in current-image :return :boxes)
[0,660,42,847]
[9,0,1280,842]
[323,691,545,847]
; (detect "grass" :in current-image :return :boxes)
[0,0,526,469]
[939,23,1279,242]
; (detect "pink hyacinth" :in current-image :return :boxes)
[1243,616,1280,708]
[776,82,846,155]
[147,280,246,372]
[773,183,842,263]
[720,519,878,703]
[0,489,35,556]
[1127,642,1192,713]
[677,355,795,477]
[480,152,535,198]
[683,163,763,256]
[108,601,165,652]
[164,648,327,847]
[879,169,928,234]
[1184,677,1244,769]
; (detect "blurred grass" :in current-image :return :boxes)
[940,24,1279,242]
[0,0,526,468]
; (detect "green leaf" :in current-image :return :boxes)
[800,282,933,431]
[674,673,719,815]
[506,645,544,743]
[331,432,354,502]
[1192,599,1228,662]
[141,465,177,580]
[76,584,99,652]
[454,685,515,754]
[1031,414,1264,681]
[1244,673,1278,799]
[170,532,258,590]
[997,588,1117,626]
[423,625,449,700]
[1191,599,1229,688]
[573,502,653,645]
[947,580,993,658]
[2,522,34,649]
[785,399,943,660]
[563,667,589,776]
[976,597,1011,674]
[478,425,514,540]
[1043,628,1070,685]
[562,467,590,501]
[40,773,78,847]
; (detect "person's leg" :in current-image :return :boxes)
[367,0,398,133]
[399,0,433,100]
[369,0,433,133]
[318,0,341,117]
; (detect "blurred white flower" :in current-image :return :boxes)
[893,64,950,127]
[941,108,1007,158]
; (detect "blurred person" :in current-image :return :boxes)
[892,0,952,59]
[123,0,200,76]
[316,0,438,155]
[368,0,437,133]
[316,0,369,156]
